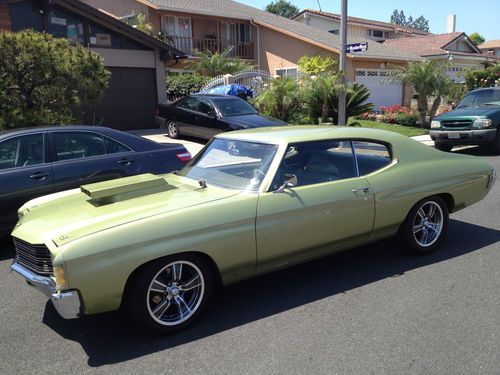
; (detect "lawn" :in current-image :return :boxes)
[347,118,429,137]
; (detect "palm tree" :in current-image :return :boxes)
[391,60,452,127]
[254,76,301,122]
[185,47,254,77]
[302,72,343,123]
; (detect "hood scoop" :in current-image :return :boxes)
[81,174,169,202]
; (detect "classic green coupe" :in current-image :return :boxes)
[10,127,495,333]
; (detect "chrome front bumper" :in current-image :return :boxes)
[11,262,81,319]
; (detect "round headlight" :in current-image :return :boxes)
[430,121,441,129]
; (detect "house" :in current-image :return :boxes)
[0,0,185,130]
[292,9,429,42]
[478,40,500,58]
[383,32,498,82]
[80,0,425,110]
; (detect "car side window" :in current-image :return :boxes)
[352,141,391,175]
[197,99,216,116]
[178,97,200,111]
[0,134,45,170]
[53,132,106,161]
[271,140,357,189]
[104,136,132,154]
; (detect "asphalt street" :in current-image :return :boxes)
[0,147,499,375]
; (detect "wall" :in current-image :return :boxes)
[258,25,338,74]
[0,4,11,31]
[80,0,148,18]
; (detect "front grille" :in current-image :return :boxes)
[13,238,53,276]
[442,120,473,129]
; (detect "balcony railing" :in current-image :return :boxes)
[169,36,254,59]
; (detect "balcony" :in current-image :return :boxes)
[169,36,254,60]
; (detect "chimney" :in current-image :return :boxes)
[447,14,456,33]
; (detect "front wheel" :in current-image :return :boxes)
[125,254,213,333]
[434,142,453,152]
[166,120,180,139]
[398,196,449,254]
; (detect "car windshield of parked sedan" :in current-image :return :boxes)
[214,98,258,116]
[458,89,500,108]
[178,139,278,191]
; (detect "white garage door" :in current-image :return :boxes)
[355,69,402,110]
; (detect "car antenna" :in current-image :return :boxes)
[198,180,207,189]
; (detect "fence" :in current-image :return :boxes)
[201,69,272,96]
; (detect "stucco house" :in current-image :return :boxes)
[478,40,500,58]
[80,0,425,109]
[0,0,185,130]
[292,9,429,42]
[383,32,498,83]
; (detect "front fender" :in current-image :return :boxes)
[61,193,259,315]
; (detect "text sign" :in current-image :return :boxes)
[346,42,368,53]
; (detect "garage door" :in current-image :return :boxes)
[355,69,402,110]
[85,67,157,130]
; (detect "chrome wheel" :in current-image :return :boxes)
[147,260,204,326]
[167,120,178,138]
[412,201,444,248]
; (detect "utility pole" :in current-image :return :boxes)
[338,0,347,125]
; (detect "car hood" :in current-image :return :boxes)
[436,106,499,119]
[225,114,287,128]
[11,174,240,252]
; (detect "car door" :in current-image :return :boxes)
[175,97,201,137]
[50,131,131,192]
[196,98,220,139]
[0,132,54,232]
[255,140,375,273]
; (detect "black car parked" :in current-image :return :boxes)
[157,94,287,140]
[0,126,191,236]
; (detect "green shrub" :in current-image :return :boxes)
[298,55,338,75]
[254,76,302,122]
[0,30,110,129]
[394,113,418,126]
[464,64,500,91]
[166,73,209,101]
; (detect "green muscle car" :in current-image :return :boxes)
[10,127,496,333]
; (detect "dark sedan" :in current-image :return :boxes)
[0,126,191,236]
[158,94,287,140]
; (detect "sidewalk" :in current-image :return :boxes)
[411,134,433,146]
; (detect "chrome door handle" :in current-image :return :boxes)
[352,186,370,193]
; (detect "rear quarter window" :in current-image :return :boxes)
[353,141,392,175]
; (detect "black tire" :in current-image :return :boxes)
[398,196,449,255]
[166,119,180,139]
[434,142,453,152]
[125,254,214,334]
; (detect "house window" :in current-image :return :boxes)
[10,0,44,32]
[48,9,85,45]
[164,16,192,54]
[367,71,378,77]
[368,29,388,39]
[328,29,339,35]
[275,67,298,78]
[356,70,366,76]
[88,23,122,48]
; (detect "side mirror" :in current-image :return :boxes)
[274,174,297,193]
[207,111,217,118]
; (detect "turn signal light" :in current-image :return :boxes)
[54,265,67,289]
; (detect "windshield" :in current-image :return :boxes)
[458,89,500,108]
[214,98,258,116]
[178,139,279,191]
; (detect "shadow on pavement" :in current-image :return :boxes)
[0,236,15,261]
[41,219,500,367]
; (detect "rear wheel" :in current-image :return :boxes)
[125,254,213,333]
[398,196,449,254]
[434,142,453,152]
[167,120,180,139]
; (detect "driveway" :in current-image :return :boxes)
[0,146,499,374]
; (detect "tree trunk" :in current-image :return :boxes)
[429,96,441,123]
[417,94,429,128]
[321,100,329,123]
